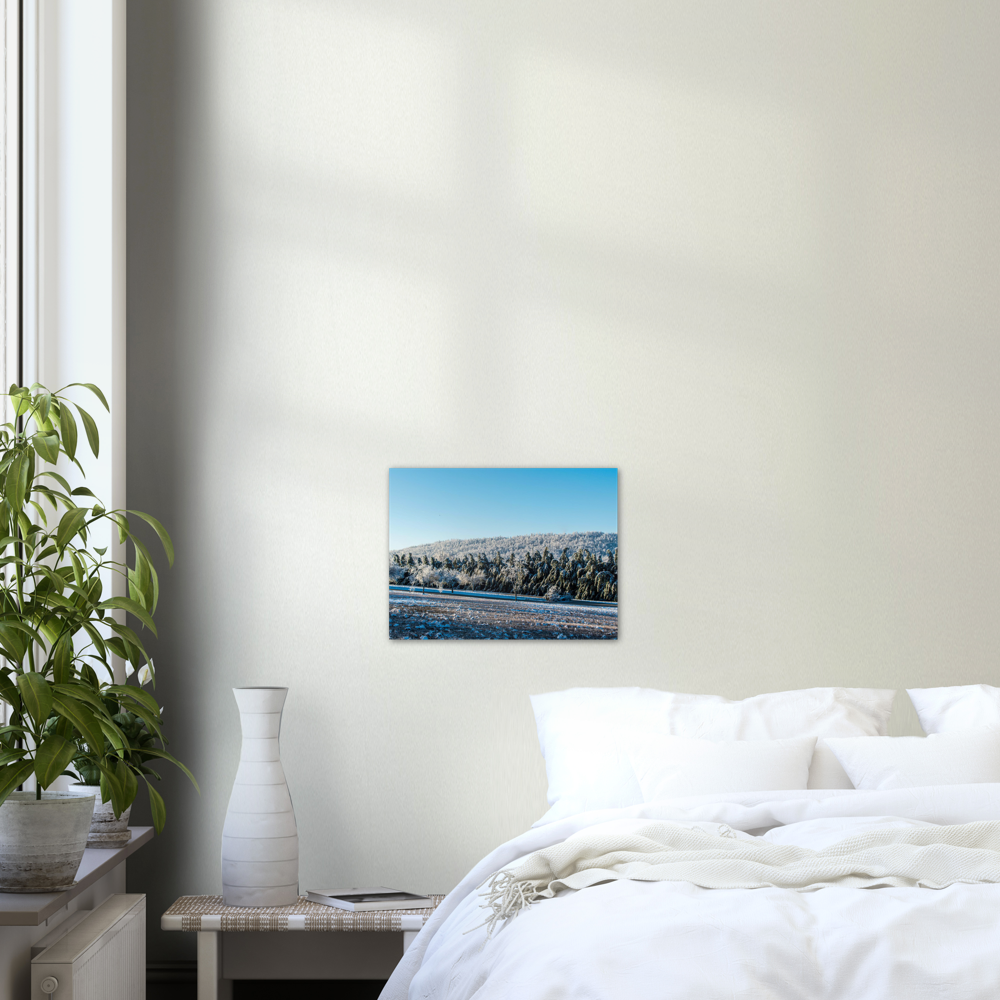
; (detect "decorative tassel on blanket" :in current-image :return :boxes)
[479,869,548,937]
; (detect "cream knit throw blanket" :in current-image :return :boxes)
[481,820,1000,936]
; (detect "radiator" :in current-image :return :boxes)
[31,894,145,1000]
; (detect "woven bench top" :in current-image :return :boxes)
[161,894,446,933]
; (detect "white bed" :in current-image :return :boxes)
[382,685,1000,1000]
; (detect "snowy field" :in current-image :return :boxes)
[389,591,618,639]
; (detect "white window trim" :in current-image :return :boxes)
[3,0,128,703]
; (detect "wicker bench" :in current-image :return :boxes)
[162,893,444,1000]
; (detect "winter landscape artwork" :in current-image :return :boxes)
[389,468,618,640]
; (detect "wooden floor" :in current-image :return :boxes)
[148,981,387,1000]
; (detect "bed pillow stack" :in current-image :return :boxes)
[907,684,1000,732]
[530,686,896,824]
[825,685,1000,791]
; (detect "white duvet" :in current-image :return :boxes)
[382,784,1000,1000]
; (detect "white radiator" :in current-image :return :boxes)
[30,894,145,1000]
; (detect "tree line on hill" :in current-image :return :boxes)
[389,545,618,603]
[392,531,617,565]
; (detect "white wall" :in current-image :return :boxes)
[126,0,1000,961]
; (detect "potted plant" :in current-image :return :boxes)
[0,382,195,891]
[70,694,170,847]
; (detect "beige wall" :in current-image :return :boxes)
[126,0,1000,960]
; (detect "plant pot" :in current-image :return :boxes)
[0,791,96,892]
[222,687,298,907]
[71,784,133,849]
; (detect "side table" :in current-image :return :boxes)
[0,827,154,1000]
[162,894,445,1000]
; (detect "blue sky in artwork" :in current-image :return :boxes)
[389,468,618,550]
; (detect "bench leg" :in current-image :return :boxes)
[198,931,232,1000]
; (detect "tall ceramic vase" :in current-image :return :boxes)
[222,687,299,907]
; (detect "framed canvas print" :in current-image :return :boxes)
[389,468,617,639]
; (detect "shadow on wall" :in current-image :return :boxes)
[126,0,202,970]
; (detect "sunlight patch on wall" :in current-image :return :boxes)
[213,0,461,202]
[863,131,999,327]
[508,51,820,285]
[210,234,458,435]
[510,302,824,521]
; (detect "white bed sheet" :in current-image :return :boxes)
[383,784,1000,1000]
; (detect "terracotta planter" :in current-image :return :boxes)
[0,791,95,892]
[72,785,133,848]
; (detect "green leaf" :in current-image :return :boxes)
[0,745,28,765]
[76,404,100,458]
[34,565,70,598]
[52,681,109,713]
[16,673,53,726]
[53,693,107,753]
[106,684,161,719]
[140,747,199,793]
[4,451,28,512]
[0,622,44,662]
[126,510,175,567]
[39,469,73,492]
[0,760,35,806]
[69,551,84,587]
[63,382,110,412]
[103,636,129,660]
[101,621,148,663]
[0,619,46,642]
[97,717,127,752]
[128,545,155,614]
[97,762,126,816]
[24,448,35,504]
[120,758,138,809]
[9,388,31,418]
[16,509,33,535]
[81,622,108,661]
[112,512,129,544]
[34,735,77,790]
[86,575,104,605]
[97,596,157,637]
[31,499,52,522]
[56,507,90,549]
[0,672,20,709]
[51,635,74,684]
[145,779,166,833]
[30,432,60,464]
[117,699,163,739]
[60,405,79,461]
[0,628,26,668]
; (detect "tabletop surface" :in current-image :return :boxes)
[161,893,447,933]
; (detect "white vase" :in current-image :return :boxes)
[221,686,299,907]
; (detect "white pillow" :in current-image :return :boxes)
[907,685,1000,734]
[530,687,896,823]
[631,735,817,801]
[825,732,1000,790]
